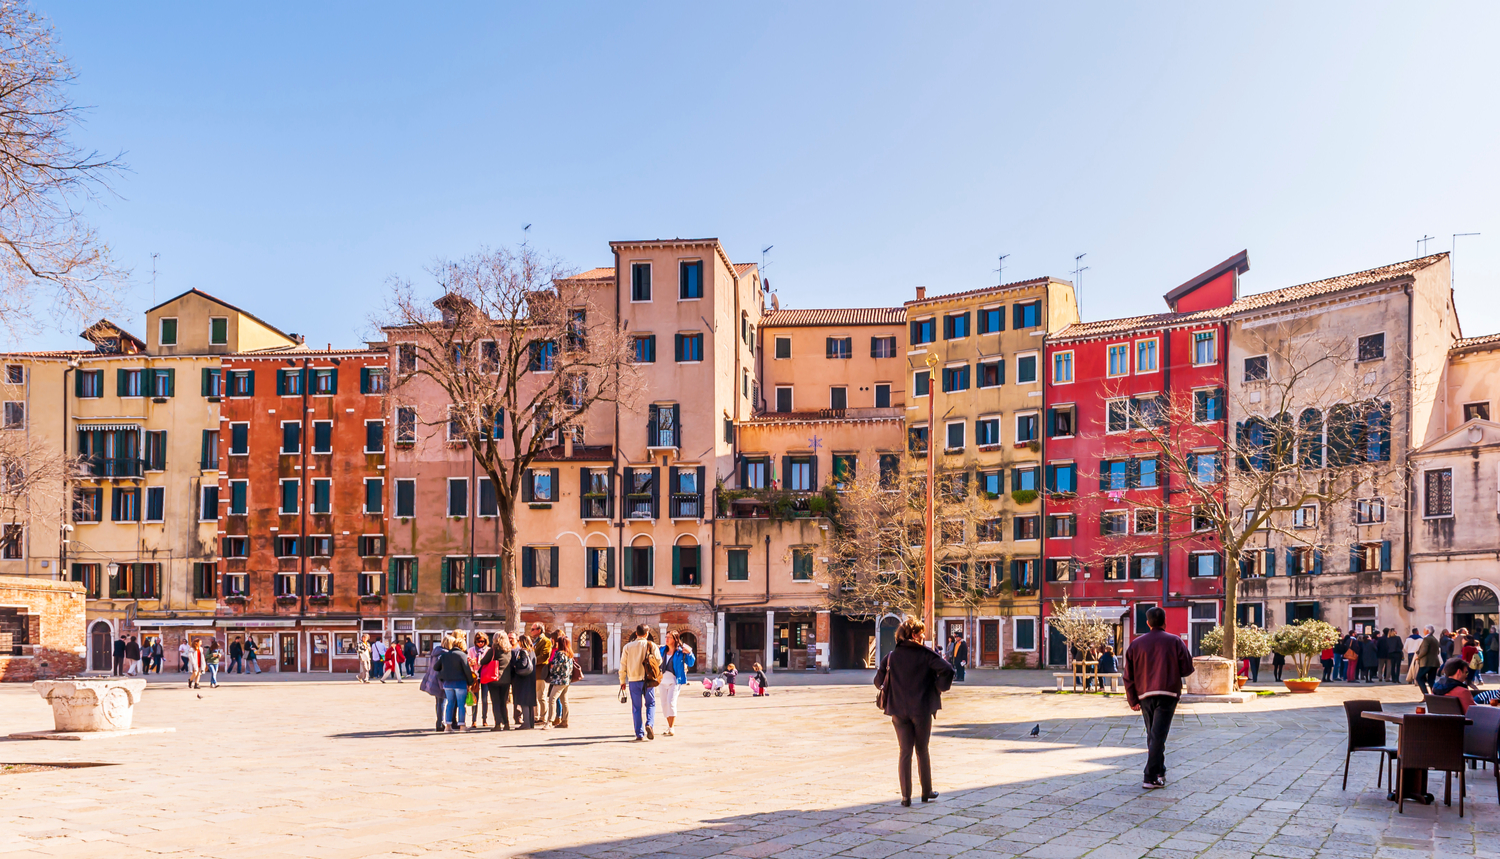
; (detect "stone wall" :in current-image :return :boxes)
[0,576,86,681]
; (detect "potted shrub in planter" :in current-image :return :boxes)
[1269,619,1340,692]
[1197,623,1272,689]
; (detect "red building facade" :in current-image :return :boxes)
[1039,254,1245,663]
[216,349,389,672]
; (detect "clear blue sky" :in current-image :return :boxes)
[24,2,1500,350]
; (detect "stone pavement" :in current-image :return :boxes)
[0,671,1494,858]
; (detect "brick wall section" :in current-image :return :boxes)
[0,576,86,681]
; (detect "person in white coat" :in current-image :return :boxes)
[186,641,205,689]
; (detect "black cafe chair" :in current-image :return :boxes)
[1463,704,1500,800]
[1342,700,1396,790]
[1398,714,1466,816]
[1425,694,1464,715]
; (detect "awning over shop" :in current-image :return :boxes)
[76,423,141,432]
[1061,606,1129,622]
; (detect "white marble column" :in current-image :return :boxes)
[716,610,727,670]
[704,618,716,673]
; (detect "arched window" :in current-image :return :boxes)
[1298,409,1323,468]
[673,536,701,586]
[1327,404,1358,467]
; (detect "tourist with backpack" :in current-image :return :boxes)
[617,625,662,741]
[510,634,537,729]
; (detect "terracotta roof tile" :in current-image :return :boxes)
[565,267,616,281]
[1452,332,1500,354]
[734,263,758,274]
[1051,309,1224,341]
[1229,253,1445,314]
[907,276,1062,307]
[759,307,907,327]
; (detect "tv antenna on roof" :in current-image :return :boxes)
[1417,234,1436,255]
[150,252,159,306]
[994,253,1010,284]
[1071,252,1089,305]
[522,224,532,247]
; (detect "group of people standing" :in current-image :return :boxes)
[1316,628,1410,682]
[111,634,221,687]
[420,622,577,732]
[356,635,417,683]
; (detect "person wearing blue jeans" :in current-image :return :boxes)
[617,624,661,741]
[433,633,476,732]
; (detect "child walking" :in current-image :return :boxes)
[752,662,769,696]
[722,663,738,696]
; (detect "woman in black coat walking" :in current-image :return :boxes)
[874,618,955,807]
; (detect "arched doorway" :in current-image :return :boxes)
[1454,585,1498,638]
[576,629,605,673]
[89,621,112,672]
[679,631,700,672]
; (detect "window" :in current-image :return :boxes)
[871,336,897,358]
[675,333,704,363]
[1048,405,1074,438]
[1191,452,1221,484]
[276,536,300,558]
[1194,388,1224,422]
[391,558,416,594]
[1101,459,1129,491]
[310,368,336,395]
[977,359,1002,388]
[111,487,140,522]
[73,488,102,522]
[1048,514,1075,538]
[1191,552,1222,578]
[1016,413,1038,443]
[222,536,247,559]
[875,383,891,408]
[976,518,1003,542]
[209,316,228,345]
[1193,330,1216,365]
[227,369,254,397]
[1464,402,1490,422]
[3,364,19,384]
[278,368,303,396]
[308,535,332,558]
[631,263,651,301]
[396,407,416,444]
[774,386,792,413]
[945,421,965,451]
[396,343,417,375]
[77,369,103,398]
[1011,465,1038,492]
[976,416,1000,447]
[978,306,1003,334]
[2,401,22,429]
[1244,355,1268,382]
[786,456,814,492]
[478,477,497,517]
[632,335,656,363]
[279,479,298,514]
[199,486,218,521]
[191,562,215,600]
[1102,556,1128,581]
[879,454,900,489]
[1350,541,1391,573]
[1424,469,1453,517]
[913,370,929,398]
[1134,509,1158,535]
[281,422,301,455]
[528,340,558,372]
[1192,506,1213,531]
[721,549,751,585]
[1131,555,1160,580]
[826,337,852,359]
[1100,510,1127,536]
[362,420,384,453]
[448,478,469,517]
[1355,498,1385,525]
[585,547,613,588]
[360,367,388,393]
[1014,515,1039,540]
[943,312,969,339]
[679,260,702,299]
[310,478,331,514]
[1052,351,1072,383]
[1013,302,1040,329]
[143,430,167,471]
[910,318,935,346]
[228,480,247,515]
[623,544,654,588]
[774,336,791,359]
[732,457,766,491]
[229,422,248,455]
[199,368,223,398]
[1292,504,1317,529]
[832,454,856,489]
[941,364,970,392]
[979,469,1001,498]
[525,468,556,503]
[908,424,928,455]
[159,318,177,346]
[201,429,220,469]
[830,387,847,410]
[118,369,143,397]
[1016,353,1037,384]
[1357,333,1385,362]
[395,479,415,518]
[1013,618,1037,651]
[672,544,702,586]
[1107,344,1129,377]
[1136,338,1158,373]
[1240,550,1272,579]
[312,421,332,454]
[0,524,19,559]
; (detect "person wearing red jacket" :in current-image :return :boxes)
[1123,607,1195,790]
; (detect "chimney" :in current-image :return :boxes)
[563,433,574,459]
[915,286,926,300]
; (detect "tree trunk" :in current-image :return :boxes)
[1223,550,1238,665]
[499,505,520,634]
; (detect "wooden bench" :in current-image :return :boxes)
[1052,672,1124,693]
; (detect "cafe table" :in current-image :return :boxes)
[1361,711,1471,804]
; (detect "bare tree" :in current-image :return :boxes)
[0,1,126,336]
[820,454,1009,622]
[381,245,640,632]
[0,429,71,556]
[1046,597,1113,662]
[1074,329,1409,664]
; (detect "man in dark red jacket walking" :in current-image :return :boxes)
[1123,607,1195,789]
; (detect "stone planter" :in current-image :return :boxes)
[1184,656,1234,696]
[1283,677,1321,693]
[33,678,146,731]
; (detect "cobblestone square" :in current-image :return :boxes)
[2,672,1495,858]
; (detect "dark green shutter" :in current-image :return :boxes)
[467,557,479,594]
[117,369,128,396]
[1312,550,1323,576]
[1127,459,1140,488]
[245,370,255,395]
[201,368,212,396]
[200,430,210,468]
[73,371,82,397]
[549,468,559,503]
[522,548,535,587]
[650,467,660,518]
[606,547,615,587]
[328,368,338,394]
[387,557,395,594]
[1266,550,1276,576]
[522,470,534,503]
[672,545,681,585]
[622,545,632,587]
[1349,544,1361,573]
[411,558,418,594]
[163,368,175,396]
[359,367,370,394]
[276,370,286,396]
[549,547,559,587]
[579,468,588,517]
[1380,540,1392,571]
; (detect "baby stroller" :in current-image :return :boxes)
[701,676,726,697]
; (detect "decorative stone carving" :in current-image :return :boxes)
[32,678,146,731]
[1184,656,1234,696]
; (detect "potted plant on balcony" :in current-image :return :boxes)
[224,595,247,606]
[1197,623,1272,689]
[274,595,299,607]
[1011,489,1038,505]
[1269,619,1340,692]
[308,595,331,607]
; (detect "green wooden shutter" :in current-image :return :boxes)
[1266,550,1276,577]
[1312,550,1323,576]
[606,547,615,587]
[1380,540,1392,572]
[328,367,338,394]
[117,368,128,396]
[411,558,418,594]
[522,470,534,503]
[522,548,535,587]
[73,371,82,397]
[549,547,559,587]
[200,430,210,468]
[276,370,286,396]
[387,557,395,594]
[201,368,212,396]
[650,467,660,518]
[579,468,588,518]
[245,369,255,395]
[622,545,632,587]
[644,546,653,587]
[467,557,479,593]
[549,468,559,503]
[1349,544,1361,573]
[359,367,370,394]
[672,545,681,585]
[163,368,175,396]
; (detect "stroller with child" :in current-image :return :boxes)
[701,676,727,696]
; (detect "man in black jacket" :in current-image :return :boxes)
[112,635,126,676]
[1123,607,1195,790]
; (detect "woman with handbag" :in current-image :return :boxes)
[546,636,576,729]
[434,633,477,732]
[657,630,696,736]
[480,632,513,731]
[467,633,489,728]
[510,634,538,729]
[873,618,954,807]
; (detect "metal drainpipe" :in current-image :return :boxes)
[1039,329,1049,663]
[1161,327,1173,615]
[299,358,309,649]
[60,360,74,583]
[1402,284,1416,613]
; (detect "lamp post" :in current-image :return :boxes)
[923,353,938,639]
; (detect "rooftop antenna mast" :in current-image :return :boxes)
[521,224,532,248]
[1452,232,1480,289]
[1071,253,1089,307]
[1418,235,1436,255]
[994,253,1010,284]
[150,252,159,306]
